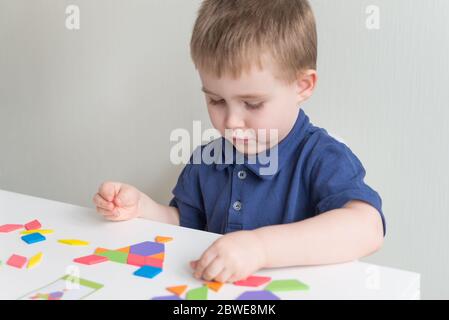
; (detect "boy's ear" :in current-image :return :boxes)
[295,69,318,103]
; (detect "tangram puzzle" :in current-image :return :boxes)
[74,238,172,279]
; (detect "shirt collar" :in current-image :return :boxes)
[214,108,310,180]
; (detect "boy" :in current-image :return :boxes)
[93,0,385,283]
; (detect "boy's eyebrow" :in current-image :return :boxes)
[201,87,268,99]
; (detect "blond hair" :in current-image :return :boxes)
[190,0,317,84]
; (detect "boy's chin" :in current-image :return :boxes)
[233,142,269,155]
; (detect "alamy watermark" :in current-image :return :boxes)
[365,5,380,30]
[65,265,81,290]
[65,5,80,30]
[170,121,279,176]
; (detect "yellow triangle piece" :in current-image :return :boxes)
[155,236,173,243]
[27,252,43,269]
[167,285,188,296]
[204,281,224,292]
[150,252,165,260]
[21,229,54,235]
[117,246,130,253]
[58,239,89,246]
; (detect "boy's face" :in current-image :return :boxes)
[198,55,316,155]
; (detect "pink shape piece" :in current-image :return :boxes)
[73,254,108,265]
[24,219,42,230]
[234,275,272,287]
[127,253,146,267]
[144,256,163,268]
[7,254,27,268]
[0,224,23,233]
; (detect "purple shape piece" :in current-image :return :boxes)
[49,291,64,299]
[152,295,183,300]
[236,290,280,300]
[130,241,165,256]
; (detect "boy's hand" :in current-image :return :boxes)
[93,182,141,221]
[189,230,267,283]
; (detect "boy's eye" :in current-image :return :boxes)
[209,98,225,106]
[208,98,263,110]
[244,102,264,110]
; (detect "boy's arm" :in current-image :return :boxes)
[137,191,180,226]
[254,200,384,268]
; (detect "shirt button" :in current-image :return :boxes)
[237,170,247,180]
[232,201,242,211]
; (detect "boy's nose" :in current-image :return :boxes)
[225,110,245,130]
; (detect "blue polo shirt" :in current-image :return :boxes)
[169,109,385,236]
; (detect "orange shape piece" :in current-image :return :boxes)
[117,246,130,253]
[94,247,108,254]
[204,281,224,292]
[155,236,173,243]
[150,252,165,260]
[167,285,188,296]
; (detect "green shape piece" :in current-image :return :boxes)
[61,275,104,290]
[265,279,309,292]
[97,250,128,264]
[186,286,208,300]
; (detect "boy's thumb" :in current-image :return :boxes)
[114,195,124,207]
[100,182,120,202]
[114,188,136,207]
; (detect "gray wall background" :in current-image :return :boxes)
[0,0,448,299]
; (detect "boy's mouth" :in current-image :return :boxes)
[232,137,250,144]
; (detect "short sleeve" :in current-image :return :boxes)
[168,147,207,231]
[309,140,386,236]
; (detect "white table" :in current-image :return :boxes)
[0,189,420,300]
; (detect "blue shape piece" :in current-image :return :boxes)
[152,295,183,300]
[130,241,164,256]
[21,232,46,244]
[236,290,280,300]
[133,266,162,279]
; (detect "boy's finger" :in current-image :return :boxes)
[115,187,138,207]
[215,268,234,283]
[105,209,130,222]
[201,257,225,281]
[227,272,243,283]
[99,182,121,202]
[105,215,125,222]
[96,207,117,217]
[93,194,113,210]
[194,250,217,279]
[190,260,198,269]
